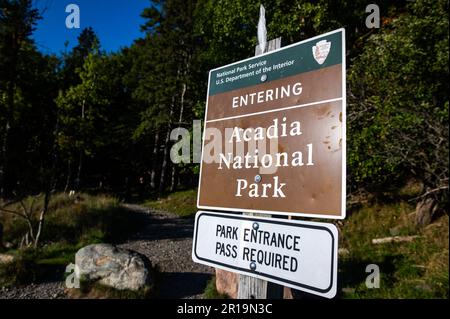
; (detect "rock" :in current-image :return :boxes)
[0,253,14,265]
[75,244,152,291]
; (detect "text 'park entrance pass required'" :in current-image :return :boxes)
[197,29,346,219]
[192,211,338,298]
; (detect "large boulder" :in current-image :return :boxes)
[75,244,152,291]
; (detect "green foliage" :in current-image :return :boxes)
[0,243,79,287]
[203,276,229,299]
[61,27,100,87]
[0,0,446,201]
[57,53,111,162]
[144,189,197,218]
[348,0,449,197]
[0,0,59,197]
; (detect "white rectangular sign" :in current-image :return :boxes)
[192,211,338,299]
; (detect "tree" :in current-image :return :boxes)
[0,1,59,248]
[0,0,41,198]
[134,0,200,194]
[57,51,106,191]
[348,0,449,213]
[61,27,100,88]
[57,28,101,191]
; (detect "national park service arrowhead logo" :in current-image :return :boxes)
[312,40,331,65]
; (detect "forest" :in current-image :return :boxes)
[0,0,448,299]
[0,0,448,203]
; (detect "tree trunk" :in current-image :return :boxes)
[415,197,438,227]
[0,123,8,198]
[1,30,20,199]
[150,132,160,189]
[76,151,83,190]
[64,159,72,193]
[34,118,59,248]
[170,82,187,192]
[34,189,50,248]
[75,99,86,191]
[159,95,176,194]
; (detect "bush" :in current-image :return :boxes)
[348,0,449,205]
[0,249,43,286]
[203,276,228,299]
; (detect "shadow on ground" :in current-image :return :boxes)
[158,272,212,299]
[123,205,194,242]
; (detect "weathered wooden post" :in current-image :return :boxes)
[237,48,283,301]
[236,5,284,300]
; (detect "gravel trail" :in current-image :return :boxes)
[118,204,214,299]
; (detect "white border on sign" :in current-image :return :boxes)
[197,28,347,220]
[191,211,339,299]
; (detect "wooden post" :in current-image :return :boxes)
[237,37,284,300]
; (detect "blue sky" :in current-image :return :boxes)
[32,0,151,55]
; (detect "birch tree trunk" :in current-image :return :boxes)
[170,82,187,192]
[159,95,176,194]
[150,132,160,189]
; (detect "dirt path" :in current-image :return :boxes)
[118,204,214,299]
[0,204,213,299]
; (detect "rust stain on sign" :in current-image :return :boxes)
[198,29,346,219]
[199,101,343,216]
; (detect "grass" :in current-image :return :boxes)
[143,187,448,299]
[1,193,140,247]
[339,201,449,299]
[0,243,79,286]
[143,189,197,218]
[203,276,229,299]
[0,193,141,287]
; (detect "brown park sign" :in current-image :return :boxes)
[197,29,346,219]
